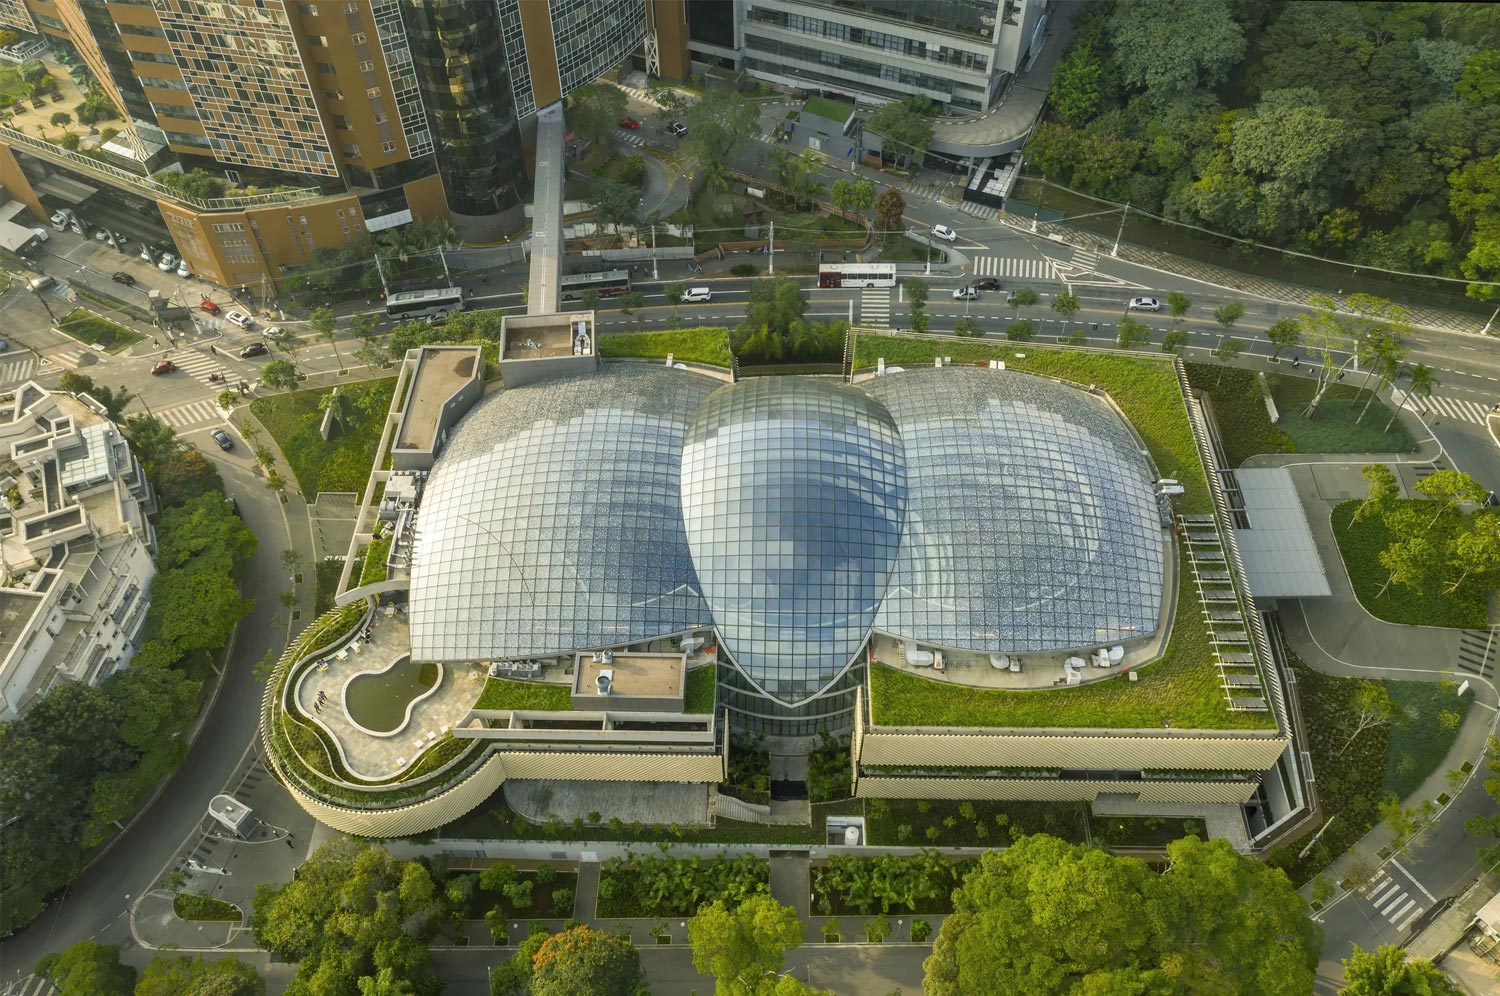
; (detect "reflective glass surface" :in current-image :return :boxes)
[681,378,905,705]
[864,367,1165,651]
[409,366,714,660]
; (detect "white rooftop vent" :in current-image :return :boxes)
[596,668,613,695]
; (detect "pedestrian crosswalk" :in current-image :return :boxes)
[1422,394,1491,425]
[167,349,230,387]
[5,975,57,996]
[860,288,892,329]
[1357,866,1428,935]
[957,199,997,220]
[0,355,35,385]
[614,128,644,147]
[971,255,1054,280]
[1457,629,1493,679]
[155,398,226,430]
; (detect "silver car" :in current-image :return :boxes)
[1128,296,1162,312]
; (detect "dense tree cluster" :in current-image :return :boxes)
[0,415,255,934]
[734,276,847,364]
[922,834,1321,996]
[1353,466,1500,598]
[36,940,266,996]
[1034,1,1500,296]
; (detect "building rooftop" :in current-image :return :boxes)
[395,346,481,453]
[576,652,684,700]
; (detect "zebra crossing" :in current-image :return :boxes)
[613,128,645,147]
[860,288,892,329]
[957,199,997,220]
[1422,394,1491,425]
[155,398,226,430]
[0,354,36,385]
[166,350,230,387]
[971,255,1055,280]
[1356,862,1431,936]
[1457,629,1493,679]
[4,975,57,996]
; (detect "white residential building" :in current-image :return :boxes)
[0,382,156,721]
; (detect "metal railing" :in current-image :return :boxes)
[0,125,322,211]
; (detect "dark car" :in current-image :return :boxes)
[972,277,1001,291]
[210,428,233,451]
[151,359,175,375]
[239,342,268,358]
[111,271,136,286]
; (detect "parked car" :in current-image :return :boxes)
[176,259,191,278]
[200,299,222,315]
[94,228,111,242]
[139,246,157,263]
[667,121,688,137]
[262,325,287,340]
[49,210,69,231]
[952,286,978,300]
[111,271,136,286]
[239,342,268,358]
[224,309,253,329]
[151,360,176,375]
[111,231,129,247]
[210,428,234,451]
[972,277,1001,291]
[932,224,958,242]
[619,115,639,129]
[1128,296,1162,312]
[27,274,55,291]
[157,252,178,272]
[29,227,49,243]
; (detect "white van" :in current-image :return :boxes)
[681,286,712,303]
[27,274,55,291]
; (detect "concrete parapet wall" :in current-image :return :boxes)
[855,776,1258,805]
[858,730,1287,771]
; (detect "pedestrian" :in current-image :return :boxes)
[209,345,216,355]
[152,337,159,347]
[286,838,294,849]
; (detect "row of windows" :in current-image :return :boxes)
[116,22,166,39]
[749,7,989,72]
[745,33,960,98]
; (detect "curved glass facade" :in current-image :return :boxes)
[864,368,1165,651]
[402,0,524,217]
[409,367,715,661]
[681,379,906,706]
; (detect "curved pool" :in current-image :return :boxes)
[343,656,441,736]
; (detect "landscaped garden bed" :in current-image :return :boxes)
[464,864,577,919]
[173,893,242,922]
[474,677,573,711]
[811,852,972,916]
[864,797,1089,847]
[597,327,733,367]
[249,377,395,495]
[596,852,768,918]
[683,665,716,714]
[56,308,145,352]
[1185,363,1294,467]
[1088,815,1205,848]
[1270,375,1417,455]
[1381,678,1474,800]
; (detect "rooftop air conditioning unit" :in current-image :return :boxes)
[596,669,613,695]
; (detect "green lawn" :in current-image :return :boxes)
[1330,499,1490,628]
[56,308,145,353]
[597,327,733,368]
[360,535,391,586]
[865,798,1088,847]
[804,96,854,122]
[1382,678,1475,800]
[173,893,242,922]
[1186,363,1294,467]
[853,335,1211,514]
[683,665,716,714]
[474,677,573,711]
[249,377,394,495]
[1271,375,1417,454]
[313,558,343,616]
[870,548,1275,730]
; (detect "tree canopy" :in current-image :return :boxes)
[530,925,646,996]
[922,834,1321,996]
[1338,944,1461,996]
[689,894,816,996]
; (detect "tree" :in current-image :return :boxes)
[683,90,761,171]
[1005,321,1036,341]
[830,178,874,213]
[1266,317,1301,360]
[663,282,685,307]
[349,311,381,345]
[1352,465,1400,527]
[619,290,646,315]
[1296,294,1404,417]
[1109,0,1245,107]
[57,371,132,420]
[1049,44,1104,126]
[1444,521,1500,593]
[590,178,641,233]
[261,359,304,392]
[1340,682,1394,756]
[1211,335,1243,384]
[530,925,646,996]
[1376,535,1437,598]
[923,834,1319,996]
[148,569,254,654]
[309,306,342,371]
[1466,736,1500,872]
[874,187,905,241]
[905,278,929,311]
[136,954,266,996]
[689,895,806,996]
[34,940,136,996]
[867,96,936,169]
[1161,328,1189,353]
[567,83,627,149]
[1338,944,1461,996]
[357,967,416,996]
[1388,363,1438,431]
[1213,300,1245,330]
[1050,290,1081,341]
[1116,315,1150,349]
[954,317,982,338]
[1414,469,1486,531]
[1008,287,1038,308]
[1167,291,1192,322]
[50,110,70,128]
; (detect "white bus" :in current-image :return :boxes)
[817,263,897,288]
[385,286,466,322]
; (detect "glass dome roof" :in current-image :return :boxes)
[681,378,906,705]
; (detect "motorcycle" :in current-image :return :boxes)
[208,372,225,383]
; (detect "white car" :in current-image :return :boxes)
[1128,296,1162,312]
[157,252,178,272]
[225,309,255,330]
[952,286,978,300]
[49,210,69,231]
[932,224,958,242]
[176,259,191,278]
[262,325,287,340]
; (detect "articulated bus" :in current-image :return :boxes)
[817,263,898,288]
[385,286,467,322]
[560,268,632,300]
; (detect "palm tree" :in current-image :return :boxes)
[1387,363,1438,431]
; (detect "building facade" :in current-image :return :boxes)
[0,0,647,281]
[0,382,156,721]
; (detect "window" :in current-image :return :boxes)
[331,114,350,129]
[341,143,361,158]
[345,3,360,12]
[299,3,318,13]
[382,140,396,154]
[309,35,328,47]
[116,23,167,38]
[316,62,335,75]
[351,32,366,44]
[365,86,381,98]
[359,60,374,72]
[323,89,344,101]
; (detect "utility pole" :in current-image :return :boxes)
[372,251,390,299]
[438,245,452,287]
[651,224,658,280]
[1483,304,1500,337]
[768,219,774,275]
[1112,202,1128,257]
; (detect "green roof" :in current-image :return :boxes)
[804,96,854,122]
[598,328,733,368]
[474,677,573,711]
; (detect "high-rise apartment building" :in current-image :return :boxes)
[0,1,648,286]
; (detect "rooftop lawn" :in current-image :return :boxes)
[1270,375,1417,455]
[869,546,1277,730]
[683,665,716,714]
[804,96,854,122]
[598,327,733,368]
[1185,363,1294,468]
[249,377,395,495]
[853,335,1211,514]
[57,308,145,353]
[474,677,573,711]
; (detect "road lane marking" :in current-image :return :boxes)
[1390,859,1436,902]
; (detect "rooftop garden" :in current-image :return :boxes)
[598,327,733,368]
[869,547,1276,730]
[803,96,855,122]
[56,308,145,353]
[683,665,716,714]
[853,335,1211,514]
[249,377,395,495]
[474,677,573,711]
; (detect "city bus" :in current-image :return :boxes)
[385,286,466,323]
[817,263,897,288]
[560,269,631,300]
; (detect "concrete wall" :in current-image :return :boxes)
[855,776,1259,805]
[857,729,1288,772]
